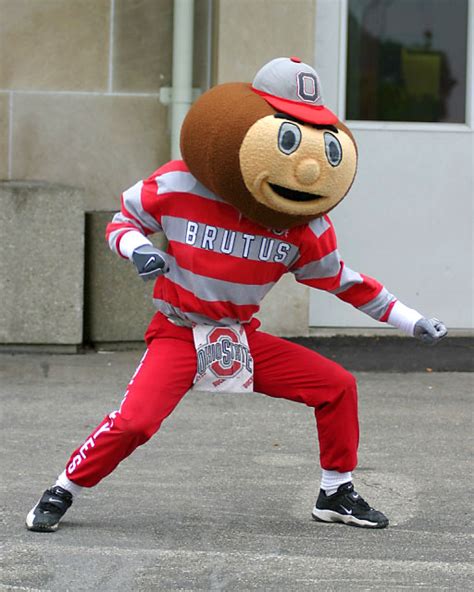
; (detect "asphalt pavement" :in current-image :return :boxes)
[0,350,472,591]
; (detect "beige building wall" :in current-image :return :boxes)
[0,0,197,211]
[1,0,316,343]
[215,0,316,83]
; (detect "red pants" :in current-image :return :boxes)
[65,313,359,487]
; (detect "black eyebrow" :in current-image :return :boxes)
[273,113,338,133]
[274,112,301,123]
[316,124,338,133]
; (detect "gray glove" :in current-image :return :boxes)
[414,318,447,345]
[131,245,170,281]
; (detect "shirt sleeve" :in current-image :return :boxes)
[105,174,164,259]
[291,216,397,323]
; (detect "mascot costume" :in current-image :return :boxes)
[27,57,447,532]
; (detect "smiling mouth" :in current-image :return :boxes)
[268,183,323,202]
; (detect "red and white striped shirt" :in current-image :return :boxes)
[106,160,408,328]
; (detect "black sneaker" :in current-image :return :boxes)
[312,482,389,529]
[26,486,73,532]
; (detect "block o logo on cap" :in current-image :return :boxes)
[251,57,339,125]
[296,72,319,103]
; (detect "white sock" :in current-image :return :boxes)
[55,470,83,498]
[320,469,352,496]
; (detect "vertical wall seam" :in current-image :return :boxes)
[8,91,13,179]
[107,0,116,93]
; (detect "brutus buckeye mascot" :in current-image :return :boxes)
[27,57,447,532]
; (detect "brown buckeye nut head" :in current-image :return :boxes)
[180,82,358,229]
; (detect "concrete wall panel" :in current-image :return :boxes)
[84,212,167,344]
[113,0,173,93]
[216,0,315,84]
[0,93,9,179]
[0,0,109,91]
[11,93,169,211]
[0,182,84,344]
[256,274,309,337]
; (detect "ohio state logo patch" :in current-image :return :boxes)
[192,324,254,392]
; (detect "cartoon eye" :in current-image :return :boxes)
[324,132,342,167]
[278,122,302,155]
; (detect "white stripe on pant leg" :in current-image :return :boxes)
[66,349,151,479]
[118,349,150,413]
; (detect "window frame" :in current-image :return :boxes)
[335,0,474,132]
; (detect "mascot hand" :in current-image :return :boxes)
[414,318,447,345]
[132,245,170,281]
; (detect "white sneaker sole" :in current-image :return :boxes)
[312,507,387,529]
[26,503,60,532]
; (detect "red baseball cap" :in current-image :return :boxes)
[251,56,338,125]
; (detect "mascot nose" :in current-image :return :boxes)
[295,158,320,185]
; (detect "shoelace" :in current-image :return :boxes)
[351,494,371,511]
[338,485,372,511]
[336,487,372,512]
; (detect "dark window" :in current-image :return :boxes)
[346,0,468,123]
